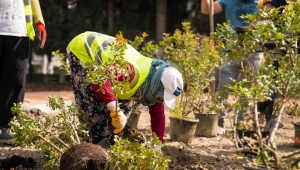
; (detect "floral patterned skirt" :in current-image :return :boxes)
[68,52,134,143]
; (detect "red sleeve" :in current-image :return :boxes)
[91,63,135,104]
[91,80,116,104]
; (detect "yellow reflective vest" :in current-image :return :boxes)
[69,31,153,100]
[24,0,35,40]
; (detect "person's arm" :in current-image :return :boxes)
[31,0,46,48]
[92,81,126,134]
[31,0,45,25]
[91,80,116,104]
[200,0,223,15]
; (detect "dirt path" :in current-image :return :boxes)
[24,91,74,105]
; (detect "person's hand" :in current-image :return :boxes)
[35,22,47,49]
[110,109,127,134]
[235,26,247,33]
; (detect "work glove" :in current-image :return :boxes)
[35,22,47,49]
[110,109,127,134]
[107,101,127,134]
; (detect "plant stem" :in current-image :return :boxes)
[290,157,300,168]
[269,62,294,150]
[37,135,64,154]
[281,149,300,159]
[23,111,70,148]
[261,142,281,166]
[44,129,70,148]
[231,114,243,149]
[69,123,81,144]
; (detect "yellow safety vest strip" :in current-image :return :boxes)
[23,0,35,40]
[69,31,153,99]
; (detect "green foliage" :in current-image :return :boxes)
[213,0,300,120]
[129,32,151,49]
[159,22,221,117]
[128,32,159,58]
[9,96,89,169]
[285,101,300,117]
[84,32,131,96]
[213,1,300,169]
[52,50,70,75]
[105,133,170,170]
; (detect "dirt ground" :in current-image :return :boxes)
[1,84,300,170]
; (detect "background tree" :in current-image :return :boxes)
[27,0,226,82]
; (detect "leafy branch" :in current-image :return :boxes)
[9,95,89,169]
[106,133,170,170]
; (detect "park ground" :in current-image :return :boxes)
[0,83,299,169]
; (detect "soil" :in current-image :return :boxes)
[0,83,300,170]
[60,143,107,170]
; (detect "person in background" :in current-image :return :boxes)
[245,0,288,30]
[66,31,184,144]
[0,0,47,144]
[201,0,260,134]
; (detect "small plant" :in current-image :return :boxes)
[105,133,170,170]
[128,32,159,58]
[159,22,221,118]
[52,50,70,75]
[9,96,88,169]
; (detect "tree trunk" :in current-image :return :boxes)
[59,69,66,84]
[108,0,114,35]
[155,0,167,42]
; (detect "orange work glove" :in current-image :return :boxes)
[110,109,127,134]
[35,22,47,49]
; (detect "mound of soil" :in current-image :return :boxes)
[60,143,107,170]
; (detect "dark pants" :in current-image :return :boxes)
[0,36,29,128]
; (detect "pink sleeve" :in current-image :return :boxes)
[91,63,135,104]
[148,102,165,143]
